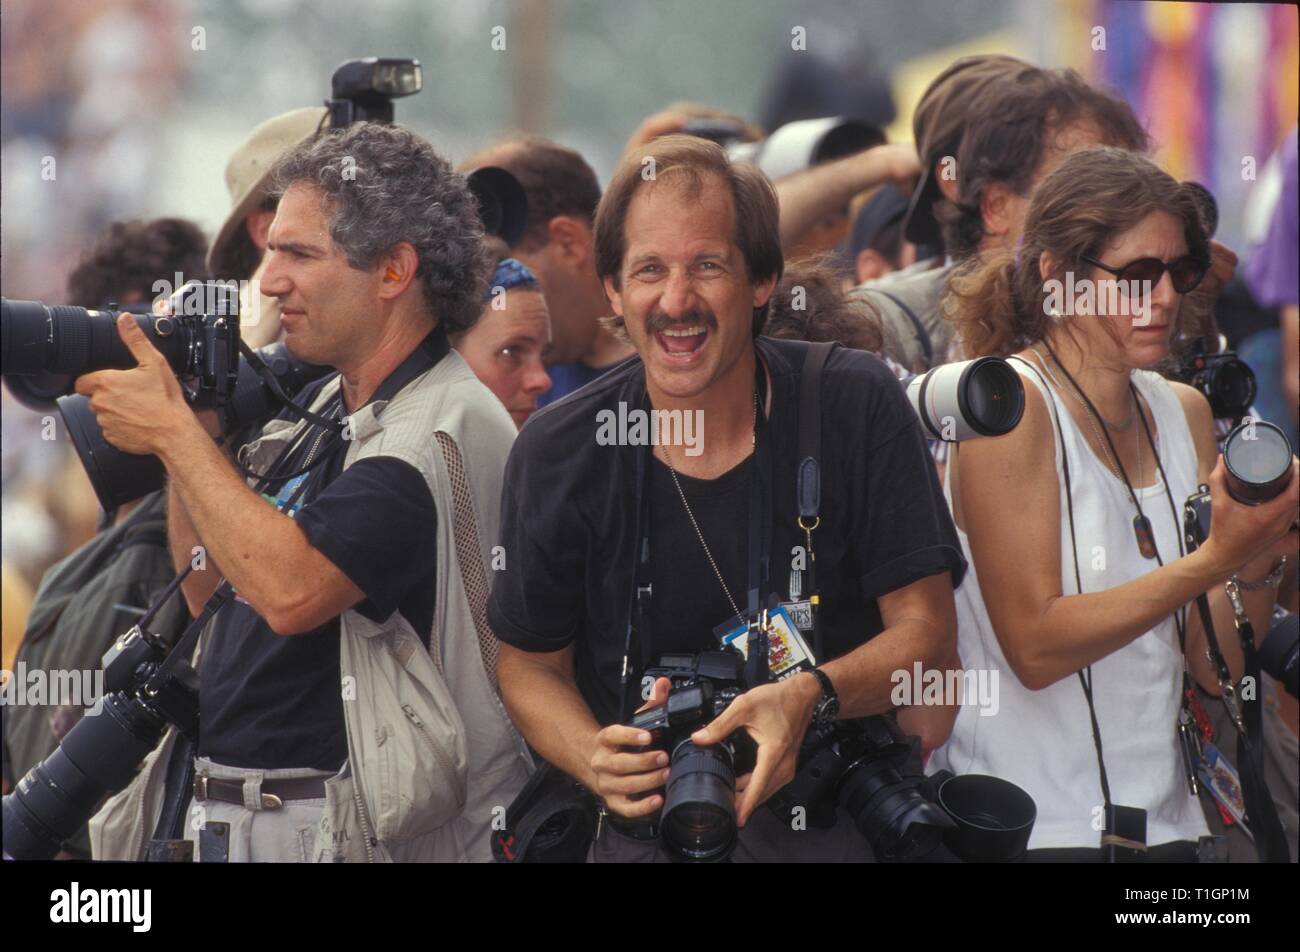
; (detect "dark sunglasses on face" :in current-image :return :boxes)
[1081,253,1209,294]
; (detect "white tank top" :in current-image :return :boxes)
[928,360,1210,849]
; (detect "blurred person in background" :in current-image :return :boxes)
[845,184,916,286]
[937,147,1297,861]
[1,216,213,594]
[67,216,208,309]
[206,107,328,349]
[852,55,1148,372]
[452,239,553,428]
[622,100,763,157]
[463,136,633,406]
[1242,127,1299,453]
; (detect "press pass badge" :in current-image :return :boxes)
[717,605,814,677]
[783,599,814,633]
[1198,742,1247,826]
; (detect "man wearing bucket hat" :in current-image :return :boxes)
[207,106,328,348]
[851,55,1148,371]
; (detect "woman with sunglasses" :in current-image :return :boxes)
[930,147,1298,861]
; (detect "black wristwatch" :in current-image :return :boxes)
[808,667,839,731]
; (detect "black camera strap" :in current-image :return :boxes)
[619,357,773,723]
[1185,537,1291,861]
[796,342,835,663]
[238,340,346,437]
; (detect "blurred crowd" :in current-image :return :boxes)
[1,1,1297,865]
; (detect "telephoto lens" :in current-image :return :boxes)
[1221,420,1294,504]
[659,739,740,862]
[55,341,331,513]
[832,722,956,860]
[1,298,170,378]
[2,627,199,860]
[907,357,1026,442]
[2,692,172,860]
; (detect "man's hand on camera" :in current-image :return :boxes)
[690,672,820,827]
[75,313,198,456]
[585,676,674,819]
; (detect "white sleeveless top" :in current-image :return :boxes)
[928,361,1210,849]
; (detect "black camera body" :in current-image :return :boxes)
[632,650,754,762]
[626,650,756,862]
[2,280,241,404]
[100,624,200,739]
[1173,338,1256,421]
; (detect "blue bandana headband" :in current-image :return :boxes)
[483,257,539,300]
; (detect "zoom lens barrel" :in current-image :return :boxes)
[2,692,169,860]
[659,739,739,863]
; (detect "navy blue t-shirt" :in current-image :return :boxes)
[199,337,443,771]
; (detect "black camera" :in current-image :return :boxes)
[767,714,955,861]
[2,282,335,513]
[1184,419,1295,544]
[627,650,757,862]
[1172,338,1257,421]
[57,340,332,514]
[1184,419,1297,700]
[2,624,198,861]
[3,280,241,405]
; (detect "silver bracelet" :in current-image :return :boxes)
[1231,555,1289,592]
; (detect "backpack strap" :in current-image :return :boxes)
[867,287,933,368]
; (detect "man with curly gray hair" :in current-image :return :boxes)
[85,122,532,862]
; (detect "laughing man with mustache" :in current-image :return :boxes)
[489,135,966,862]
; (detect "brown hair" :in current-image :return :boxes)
[594,134,783,338]
[938,68,1149,259]
[944,147,1210,358]
[763,255,885,354]
[465,135,602,252]
[67,217,209,308]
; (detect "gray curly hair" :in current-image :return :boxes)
[269,122,487,335]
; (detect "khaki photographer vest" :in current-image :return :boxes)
[90,349,532,862]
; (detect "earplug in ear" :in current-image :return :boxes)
[386,268,400,282]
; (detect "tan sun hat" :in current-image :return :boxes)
[207,106,328,277]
